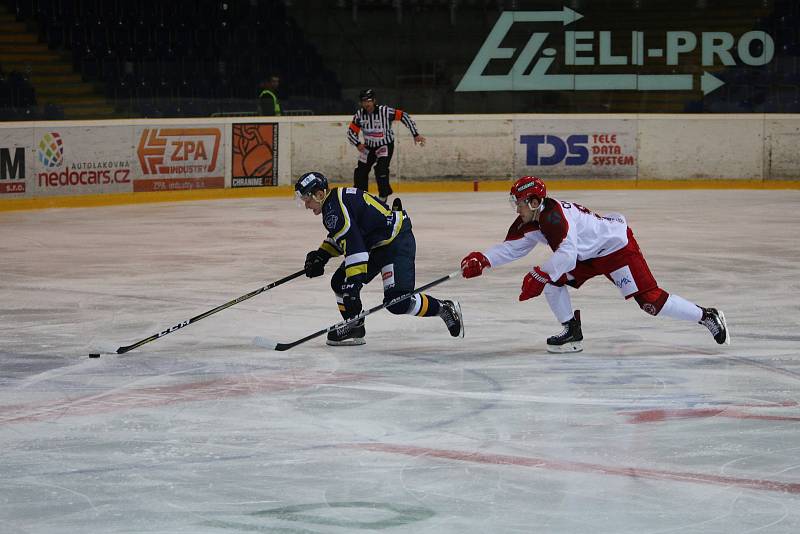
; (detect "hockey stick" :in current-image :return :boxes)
[113,269,306,354]
[255,269,462,351]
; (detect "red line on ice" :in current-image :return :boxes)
[349,443,800,494]
[623,407,800,424]
[0,371,362,425]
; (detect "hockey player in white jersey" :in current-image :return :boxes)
[460,176,729,353]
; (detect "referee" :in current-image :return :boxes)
[346,89,426,203]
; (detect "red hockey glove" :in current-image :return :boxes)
[519,266,550,301]
[461,251,491,279]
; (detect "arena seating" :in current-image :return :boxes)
[2,0,798,117]
[4,0,347,117]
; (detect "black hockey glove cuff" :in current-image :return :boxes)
[340,280,363,318]
[304,249,328,278]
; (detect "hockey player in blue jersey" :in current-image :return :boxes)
[295,171,464,346]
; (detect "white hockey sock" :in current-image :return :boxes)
[544,284,574,324]
[407,294,423,316]
[659,294,703,322]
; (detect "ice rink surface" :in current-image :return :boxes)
[2,189,799,533]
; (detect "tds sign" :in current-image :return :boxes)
[520,135,588,165]
[0,147,25,193]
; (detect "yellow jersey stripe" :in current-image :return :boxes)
[363,193,391,215]
[417,294,429,316]
[332,188,351,242]
[374,210,404,248]
[345,264,368,278]
[320,241,340,257]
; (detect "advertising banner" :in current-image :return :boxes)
[0,128,31,197]
[231,123,279,187]
[134,125,225,192]
[31,126,134,196]
[514,118,638,179]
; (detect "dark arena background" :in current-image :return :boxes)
[0,0,797,118]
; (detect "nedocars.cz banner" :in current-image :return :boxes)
[31,126,135,197]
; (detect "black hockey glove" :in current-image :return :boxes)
[340,279,364,318]
[304,249,328,278]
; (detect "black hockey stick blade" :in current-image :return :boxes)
[115,269,306,354]
[263,269,462,351]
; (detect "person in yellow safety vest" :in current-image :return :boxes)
[258,75,282,116]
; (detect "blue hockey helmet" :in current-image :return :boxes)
[295,171,329,198]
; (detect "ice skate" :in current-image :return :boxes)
[439,300,464,338]
[326,319,366,346]
[546,310,583,353]
[699,307,730,345]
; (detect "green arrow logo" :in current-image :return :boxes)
[457,10,728,95]
[456,8,583,92]
[700,72,725,95]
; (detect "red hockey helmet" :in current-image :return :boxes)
[510,176,546,207]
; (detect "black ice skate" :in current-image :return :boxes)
[439,300,464,338]
[699,307,730,345]
[392,197,403,211]
[326,319,366,346]
[546,310,583,353]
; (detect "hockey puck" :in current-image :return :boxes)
[88,353,101,358]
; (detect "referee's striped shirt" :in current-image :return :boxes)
[347,104,420,148]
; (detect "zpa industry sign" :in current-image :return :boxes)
[456,7,774,95]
